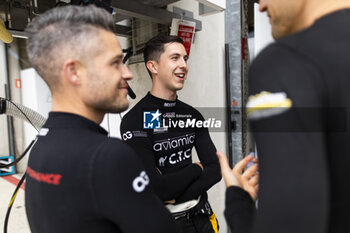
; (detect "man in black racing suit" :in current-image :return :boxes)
[25,5,181,233]
[121,34,221,233]
[219,1,350,233]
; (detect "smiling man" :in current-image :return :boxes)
[219,0,350,233]
[121,34,221,233]
[25,5,181,233]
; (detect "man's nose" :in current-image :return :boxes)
[179,57,188,69]
[259,0,268,12]
[121,64,133,80]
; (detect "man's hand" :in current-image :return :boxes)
[194,162,204,171]
[217,151,259,201]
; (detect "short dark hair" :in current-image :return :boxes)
[26,5,115,91]
[143,34,184,79]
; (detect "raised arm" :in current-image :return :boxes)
[217,151,258,233]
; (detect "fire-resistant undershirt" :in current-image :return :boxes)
[25,112,180,233]
[225,9,350,233]
[120,93,221,204]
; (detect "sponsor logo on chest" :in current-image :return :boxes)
[153,133,195,152]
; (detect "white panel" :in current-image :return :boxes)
[100,113,123,139]
[21,68,51,118]
[21,68,51,146]
[254,3,274,57]
[0,42,9,155]
[196,0,225,10]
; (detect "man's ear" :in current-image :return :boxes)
[146,60,158,75]
[63,59,83,85]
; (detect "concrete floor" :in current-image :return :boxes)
[0,173,31,233]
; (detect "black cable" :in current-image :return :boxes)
[3,173,26,233]
[0,97,5,114]
[0,139,36,169]
[2,139,37,233]
[0,97,41,233]
[123,48,133,64]
[122,47,137,99]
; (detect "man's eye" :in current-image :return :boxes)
[113,61,122,67]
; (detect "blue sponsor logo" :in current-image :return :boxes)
[143,110,161,129]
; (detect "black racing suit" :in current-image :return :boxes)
[225,9,350,233]
[120,93,221,231]
[25,112,181,233]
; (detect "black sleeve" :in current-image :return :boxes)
[224,186,256,233]
[91,140,181,233]
[225,43,330,233]
[175,111,221,203]
[120,117,202,201]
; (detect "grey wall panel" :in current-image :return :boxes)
[225,0,243,164]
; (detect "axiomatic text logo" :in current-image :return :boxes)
[143,110,162,129]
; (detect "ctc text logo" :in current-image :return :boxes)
[143,110,161,129]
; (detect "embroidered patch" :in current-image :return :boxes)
[247,91,292,120]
